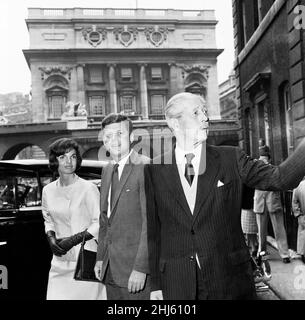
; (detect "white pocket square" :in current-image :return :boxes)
[217,180,224,187]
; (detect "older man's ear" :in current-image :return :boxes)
[166,117,179,131]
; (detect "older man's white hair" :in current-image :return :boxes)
[164,92,207,119]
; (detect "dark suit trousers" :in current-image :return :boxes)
[104,264,150,300]
[195,263,208,300]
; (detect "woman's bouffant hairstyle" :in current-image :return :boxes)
[48,138,82,173]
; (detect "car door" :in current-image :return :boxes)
[0,166,51,299]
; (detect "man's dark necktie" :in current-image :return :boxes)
[110,163,119,211]
[185,153,195,186]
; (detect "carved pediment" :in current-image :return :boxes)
[177,64,210,81]
[39,66,73,80]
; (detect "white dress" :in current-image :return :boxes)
[42,176,106,300]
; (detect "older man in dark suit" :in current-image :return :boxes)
[145,92,305,300]
[94,114,150,300]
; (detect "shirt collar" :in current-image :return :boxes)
[175,143,202,165]
[113,149,133,168]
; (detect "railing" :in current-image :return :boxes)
[43,9,64,16]
[114,9,135,16]
[83,9,104,16]
[145,10,165,16]
[28,8,215,20]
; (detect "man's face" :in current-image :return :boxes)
[102,121,132,160]
[176,99,209,146]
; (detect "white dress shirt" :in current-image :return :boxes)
[175,143,202,267]
[107,150,133,217]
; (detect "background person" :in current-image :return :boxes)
[253,147,291,264]
[241,184,258,258]
[292,177,305,264]
[42,138,105,300]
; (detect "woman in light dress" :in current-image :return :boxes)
[42,138,106,300]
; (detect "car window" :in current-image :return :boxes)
[0,176,16,210]
[16,176,40,207]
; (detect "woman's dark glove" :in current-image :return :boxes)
[46,231,67,256]
[57,230,93,252]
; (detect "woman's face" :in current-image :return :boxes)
[57,149,77,175]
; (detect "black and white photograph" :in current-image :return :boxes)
[1,0,305,306]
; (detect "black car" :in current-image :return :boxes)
[0,159,106,300]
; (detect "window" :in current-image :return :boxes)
[121,67,132,81]
[245,108,253,156]
[48,95,66,118]
[89,95,105,115]
[0,173,40,210]
[151,67,162,81]
[120,95,136,114]
[89,66,103,83]
[283,84,294,156]
[240,0,247,47]
[0,176,15,209]
[16,176,40,207]
[150,94,166,114]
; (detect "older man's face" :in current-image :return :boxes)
[176,98,209,146]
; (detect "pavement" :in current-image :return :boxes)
[257,236,305,300]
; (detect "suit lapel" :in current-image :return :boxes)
[161,150,193,219]
[193,144,220,221]
[100,163,113,215]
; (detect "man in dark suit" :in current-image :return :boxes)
[144,92,305,300]
[94,114,150,300]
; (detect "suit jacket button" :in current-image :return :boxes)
[190,256,194,261]
[191,229,195,235]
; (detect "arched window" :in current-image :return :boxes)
[44,75,69,119]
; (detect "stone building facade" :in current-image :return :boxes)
[219,70,237,120]
[232,0,305,248]
[23,7,222,124]
[233,0,305,163]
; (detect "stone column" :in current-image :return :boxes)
[173,64,185,94]
[108,64,118,113]
[169,62,178,97]
[76,64,85,105]
[139,64,149,119]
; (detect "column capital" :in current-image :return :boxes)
[138,63,148,68]
[107,63,117,68]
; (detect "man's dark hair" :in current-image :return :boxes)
[48,138,82,173]
[101,113,133,134]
